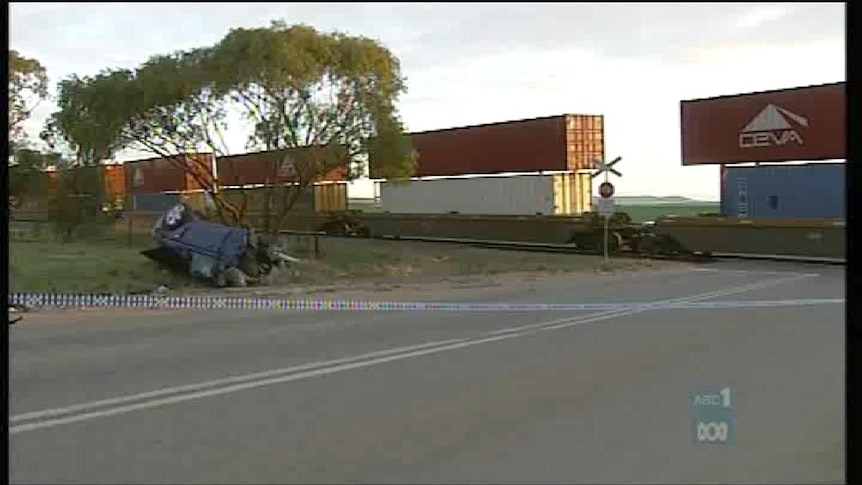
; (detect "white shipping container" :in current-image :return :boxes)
[379,172,592,215]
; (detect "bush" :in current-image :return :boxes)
[47,166,112,242]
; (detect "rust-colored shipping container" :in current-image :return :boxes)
[103,163,126,199]
[370,114,604,179]
[216,148,349,187]
[680,82,845,165]
[46,169,59,191]
[124,153,215,194]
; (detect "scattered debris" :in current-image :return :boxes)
[141,203,301,288]
[9,304,28,324]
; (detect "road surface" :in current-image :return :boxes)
[9,261,845,484]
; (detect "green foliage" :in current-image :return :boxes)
[42,71,135,164]
[8,148,59,200]
[43,20,417,231]
[47,166,109,242]
[207,22,415,182]
[8,50,49,142]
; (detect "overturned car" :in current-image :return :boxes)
[141,203,298,287]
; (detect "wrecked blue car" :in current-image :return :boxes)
[141,203,295,287]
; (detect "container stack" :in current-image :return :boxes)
[371,114,604,216]
[121,149,349,214]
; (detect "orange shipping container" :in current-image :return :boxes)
[370,114,604,179]
[125,153,215,194]
[216,148,349,187]
[680,82,845,165]
[46,169,59,191]
[103,164,126,198]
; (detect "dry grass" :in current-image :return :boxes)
[265,236,651,286]
[9,227,657,294]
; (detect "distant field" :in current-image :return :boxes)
[615,204,719,222]
[349,198,720,222]
[348,198,384,212]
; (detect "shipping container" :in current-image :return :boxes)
[313,182,348,213]
[218,186,315,214]
[370,114,604,179]
[213,182,347,214]
[46,169,59,191]
[378,172,592,216]
[681,82,845,165]
[125,153,215,194]
[103,163,126,200]
[130,192,182,212]
[721,163,844,219]
[181,191,210,214]
[216,148,349,187]
[43,165,120,199]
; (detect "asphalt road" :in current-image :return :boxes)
[9,261,845,484]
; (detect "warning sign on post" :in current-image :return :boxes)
[597,197,614,217]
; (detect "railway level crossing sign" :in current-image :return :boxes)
[592,156,624,262]
[591,156,622,179]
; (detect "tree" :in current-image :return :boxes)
[8,147,58,209]
[208,22,417,231]
[48,164,108,242]
[43,56,244,223]
[8,50,49,143]
[42,21,417,232]
[41,72,133,165]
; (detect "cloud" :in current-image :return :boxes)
[10,3,844,81]
[9,3,845,199]
[735,4,791,29]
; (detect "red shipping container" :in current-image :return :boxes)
[216,147,349,187]
[369,114,604,179]
[680,82,845,165]
[125,153,215,194]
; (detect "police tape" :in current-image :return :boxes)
[7,293,843,312]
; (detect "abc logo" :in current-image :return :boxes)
[696,422,729,442]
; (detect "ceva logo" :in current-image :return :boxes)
[739,104,808,149]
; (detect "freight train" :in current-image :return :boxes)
[299,210,845,261]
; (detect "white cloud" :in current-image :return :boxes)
[735,4,791,29]
[9,3,845,200]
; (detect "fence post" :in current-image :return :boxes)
[127,215,133,246]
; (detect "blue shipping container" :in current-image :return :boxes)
[132,192,182,212]
[721,163,844,219]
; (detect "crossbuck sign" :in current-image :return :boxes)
[591,156,622,179]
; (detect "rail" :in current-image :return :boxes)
[9,213,845,266]
[274,229,842,265]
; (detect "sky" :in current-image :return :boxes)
[9,2,846,201]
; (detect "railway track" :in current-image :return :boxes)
[9,215,844,266]
[276,230,840,265]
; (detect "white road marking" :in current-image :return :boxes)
[9,338,466,424]
[10,272,821,435]
[689,267,822,277]
[489,272,817,336]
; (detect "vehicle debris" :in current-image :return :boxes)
[141,203,300,288]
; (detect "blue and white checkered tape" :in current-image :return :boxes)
[7,293,843,312]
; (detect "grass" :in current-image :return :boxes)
[266,236,653,286]
[9,231,654,294]
[12,201,689,295]
[9,239,191,294]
